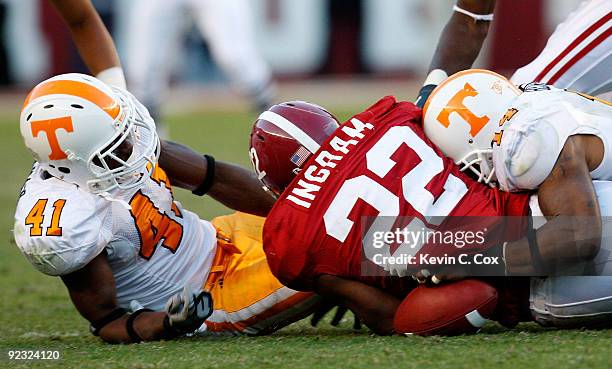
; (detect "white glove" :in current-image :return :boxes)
[165,287,213,334]
[96,66,127,89]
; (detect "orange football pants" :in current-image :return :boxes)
[204,212,319,335]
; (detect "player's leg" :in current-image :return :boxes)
[510,0,611,95]
[530,180,612,328]
[530,276,612,328]
[202,213,319,335]
[124,0,188,121]
[191,0,276,111]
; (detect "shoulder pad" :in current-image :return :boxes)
[14,182,112,275]
[494,118,562,191]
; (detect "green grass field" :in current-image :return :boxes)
[1,107,611,369]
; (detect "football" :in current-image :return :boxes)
[393,279,498,336]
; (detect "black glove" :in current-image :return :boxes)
[310,299,361,330]
[164,287,213,335]
[415,84,438,108]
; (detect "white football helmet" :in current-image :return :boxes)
[20,73,159,194]
[423,69,521,184]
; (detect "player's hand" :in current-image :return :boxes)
[310,300,361,330]
[387,265,408,277]
[165,287,213,334]
[412,269,431,284]
[413,266,468,284]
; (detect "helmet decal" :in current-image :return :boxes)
[436,82,490,137]
[29,116,74,160]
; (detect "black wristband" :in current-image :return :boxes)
[192,155,216,196]
[415,84,437,109]
[90,308,127,336]
[162,315,184,339]
[125,308,153,343]
[526,216,545,275]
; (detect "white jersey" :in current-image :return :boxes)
[510,0,611,96]
[13,164,217,311]
[492,86,612,192]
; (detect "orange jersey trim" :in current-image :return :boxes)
[205,291,315,333]
[23,80,120,119]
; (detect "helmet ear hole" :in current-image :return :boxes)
[26,113,32,121]
[58,167,71,174]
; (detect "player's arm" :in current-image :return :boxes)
[159,140,275,216]
[429,0,496,74]
[49,0,125,87]
[61,252,166,343]
[61,252,211,343]
[417,0,496,107]
[504,136,602,274]
[315,275,400,335]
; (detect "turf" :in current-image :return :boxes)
[0,108,610,369]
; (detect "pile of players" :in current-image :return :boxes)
[13,0,612,342]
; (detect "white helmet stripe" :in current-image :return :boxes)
[258,110,321,153]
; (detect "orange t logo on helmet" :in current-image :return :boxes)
[436,82,490,137]
[30,116,74,160]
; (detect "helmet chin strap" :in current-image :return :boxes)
[262,186,279,200]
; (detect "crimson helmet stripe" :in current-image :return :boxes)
[258,111,321,153]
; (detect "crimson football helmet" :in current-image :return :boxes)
[249,101,340,197]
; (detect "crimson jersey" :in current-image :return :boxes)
[263,96,529,296]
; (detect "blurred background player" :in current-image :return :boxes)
[5,1,596,108]
[417,0,611,106]
[0,0,126,88]
[123,0,275,127]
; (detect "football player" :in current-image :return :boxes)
[248,91,612,333]
[124,0,275,122]
[248,97,536,334]
[423,69,612,328]
[417,0,611,107]
[424,69,611,275]
[13,74,317,343]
